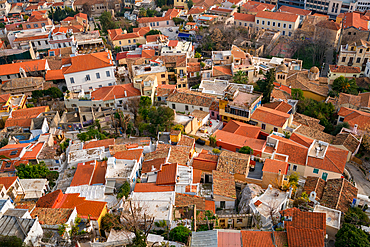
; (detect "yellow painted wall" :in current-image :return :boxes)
[113,36,146,47]
[97,205,108,228]
[303,166,342,180]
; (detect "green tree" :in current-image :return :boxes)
[169,225,191,243]
[291,88,304,101]
[332,122,350,136]
[0,138,8,149]
[239,146,253,154]
[232,70,248,84]
[16,162,59,187]
[0,235,24,247]
[117,181,131,199]
[144,29,162,37]
[101,213,123,232]
[23,15,29,21]
[32,90,44,99]
[139,8,147,17]
[257,69,275,103]
[194,51,201,58]
[46,87,63,98]
[332,76,358,95]
[173,17,183,25]
[209,135,217,147]
[335,223,370,247]
[99,11,118,33]
[147,106,175,135]
[187,0,194,9]
[344,207,370,226]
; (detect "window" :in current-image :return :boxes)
[272,22,275,26]
[70,77,75,84]
[277,22,281,27]
[167,21,169,25]
[96,73,100,79]
[289,24,292,29]
[256,20,260,24]
[41,23,45,27]
[86,74,91,81]
[237,219,243,223]
[293,165,297,171]
[128,40,131,43]
[289,32,292,36]
[267,21,270,26]
[220,201,225,208]
[240,22,242,26]
[273,127,278,132]
[99,85,103,88]
[211,111,214,116]
[338,116,345,122]
[5,162,11,168]
[262,20,265,25]
[341,57,346,62]
[38,41,41,46]
[185,105,189,111]
[283,23,286,28]
[282,31,286,35]
[356,58,361,63]
[172,104,176,109]
[106,71,111,77]
[313,168,319,174]
[157,22,159,26]
[108,83,112,86]
[49,51,55,56]
[33,24,38,28]
[360,49,363,53]
[119,41,121,45]
[288,164,291,170]
[200,107,203,111]
[89,87,93,90]
[26,24,31,29]
[133,39,136,43]
[261,123,266,130]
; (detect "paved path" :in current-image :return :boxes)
[346,163,370,196]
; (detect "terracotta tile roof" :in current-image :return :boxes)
[213,65,232,76]
[91,84,141,101]
[217,150,250,175]
[15,201,36,211]
[332,133,360,153]
[75,13,88,20]
[22,142,44,160]
[341,12,368,30]
[293,113,324,131]
[137,16,171,24]
[193,168,202,183]
[271,88,291,101]
[0,176,17,190]
[14,34,49,42]
[134,183,175,192]
[157,85,176,97]
[156,163,178,185]
[294,125,334,144]
[166,91,214,107]
[192,152,218,172]
[262,159,288,175]
[70,161,95,187]
[278,5,311,16]
[222,120,261,138]
[286,227,325,247]
[337,92,362,108]
[168,40,178,47]
[57,193,107,220]
[0,160,28,173]
[45,69,64,81]
[175,193,214,212]
[114,149,143,162]
[233,13,255,22]
[242,1,275,13]
[303,176,326,200]
[329,65,361,73]
[84,138,115,149]
[160,54,187,67]
[91,161,107,185]
[155,144,192,165]
[256,11,298,23]
[142,158,166,174]
[273,135,308,166]
[62,51,113,74]
[214,130,266,152]
[338,106,370,130]
[282,208,326,231]
[146,34,168,43]
[251,106,290,127]
[205,200,215,212]
[273,82,292,95]
[263,101,292,114]
[210,100,219,111]
[289,132,314,148]
[31,208,74,225]
[11,106,48,119]
[286,71,329,97]
[212,170,236,199]
[241,231,276,247]
[178,135,195,147]
[36,189,64,208]
[359,92,370,108]
[321,178,358,213]
[0,59,47,77]
[141,49,156,59]
[52,26,68,35]
[187,62,201,73]
[188,6,206,15]
[108,28,141,41]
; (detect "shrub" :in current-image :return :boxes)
[212,148,220,154]
[117,181,131,199]
[169,225,191,243]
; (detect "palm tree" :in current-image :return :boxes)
[232,70,248,84]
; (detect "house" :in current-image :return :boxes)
[9,27,52,50]
[36,189,107,228]
[49,26,76,51]
[192,149,218,177]
[156,84,176,102]
[0,199,14,217]
[0,59,49,83]
[328,65,361,81]
[315,20,341,47]
[108,27,150,49]
[277,5,311,23]
[73,0,121,17]
[64,84,141,110]
[166,91,214,114]
[213,121,265,154]
[261,159,289,188]
[0,0,11,16]
[30,207,77,239]
[255,11,300,36]
[61,13,88,29]
[0,94,26,120]
[233,12,255,29]
[161,40,193,58]
[212,170,236,210]
[336,12,370,45]
[4,106,49,131]
[219,86,262,122]
[19,179,48,200]
[187,6,207,20]
[209,6,237,21]
[240,1,276,15]
[0,214,43,246]
[160,54,188,89]
[62,51,116,92]
[1,77,51,96]
[250,106,292,134]
[250,185,291,228]
[303,176,358,213]
[338,40,370,72]
[216,150,251,182]
[222,0,245,8]
[337,107,370,130]
[137,8,181,28]
[132,60,168,90]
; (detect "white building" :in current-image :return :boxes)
[0,199,14,217]
[166,91,214,114]
[255,11,300,36]
[19,179,49,200]
[8,27,52,50]
[0,0,11,16]
[49,26,76,51]
[63,51,116,92]
[161,40,193,58]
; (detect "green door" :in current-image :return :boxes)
[322,172,328,181]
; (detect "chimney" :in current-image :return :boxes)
[354,124,358,134]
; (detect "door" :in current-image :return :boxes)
[322,172,328,181]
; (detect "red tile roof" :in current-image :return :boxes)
[222,120,261,138]
[289,133,314,148]
[263,101,292,114]
[256,11,299,23]
[22,142,44,160]
[329,65,361,73]
[84,138,115,149]
[45,69,64,81]
[156,163,178,185]
[282,208,326,231]
[168,40,178,47]
[307,145,348,174]
[338,107,370,130]
[90,161,107,185]
[62,51,113,74]
[11,106,48,119]
[278,5,311,16]
[341,12,369,30]
[70,161,95,187]
[251,106,290,127]
[214,129,266,151]
[212,170,236,199]
[134,183,175,192]
[142,158,167,173]
[286,227,324,247]
[192,153,218,172]
[0,176,17,190]
[91,84,141,101]
[36,189,64,208]
[233,13,255,22]
[0,160,28,173]
[114,149,143,162]
[0,59,47,76]
[218,231,242,246]
[262,159,288,175]
[241,231,275,247]
[0,148,24,159]
[193,168,202,183]
[273,135,308,166]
